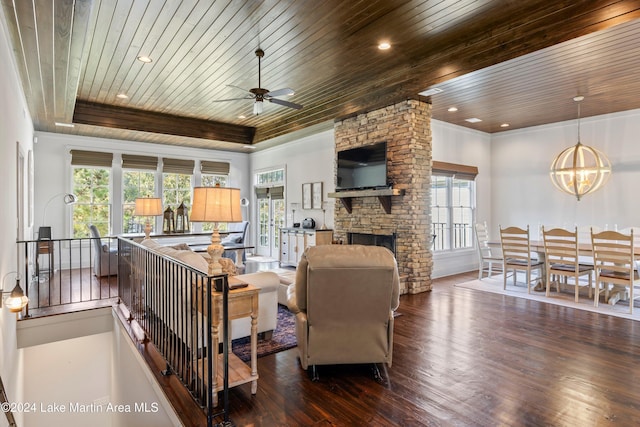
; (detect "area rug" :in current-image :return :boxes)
[232,304,296,362]
[455,276,640,321]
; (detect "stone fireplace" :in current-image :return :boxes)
[332,99,432,294]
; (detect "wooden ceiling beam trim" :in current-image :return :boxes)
[72,100,255,144]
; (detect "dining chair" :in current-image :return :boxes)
[542,226,593,302]
[474,222,503,279]
[499,225,544,293]
[590,228,640,314]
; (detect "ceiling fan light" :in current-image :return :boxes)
[253,100,263,115]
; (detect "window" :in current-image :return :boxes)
[122,154,158,233]
[431,161,477,252]
[162,173,192,210]
[162,158,194,213]
[72,167,112,238]
[70,150,113,238]
[256,169,284,186]
[122,170,156,233]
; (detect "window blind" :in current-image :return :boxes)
[255,186,284,199]
[162,158,195,175]
[432,161,478,180]
[70,150,113,167]
[270,186,284,199]
[122,154,158,170]
[255,188,269,199]
[201,161,230,175]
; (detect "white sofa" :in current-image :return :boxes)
[140,238,278,340]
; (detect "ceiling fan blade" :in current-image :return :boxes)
[227,84,251,93]
[266,88,295,98]
[269,98,303,110]
[211,96,253,103]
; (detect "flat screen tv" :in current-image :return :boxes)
[336,141,387,191]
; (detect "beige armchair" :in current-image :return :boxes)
[287,244,400,377]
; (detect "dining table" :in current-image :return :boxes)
[489,239,640,306]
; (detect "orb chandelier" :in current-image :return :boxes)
[549,96,611,201]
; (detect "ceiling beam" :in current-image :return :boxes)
[73,100,256,145]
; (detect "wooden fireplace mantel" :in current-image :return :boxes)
[328,188,405,214]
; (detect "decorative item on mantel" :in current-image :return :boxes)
[190,184,242,275]
[163,206,174,233]
[175,201,190,233]
[549,96,612,201]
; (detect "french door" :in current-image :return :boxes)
[256,193,285,257]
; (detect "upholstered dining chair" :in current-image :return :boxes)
[499,225,544,293]
[475,222,503,279]
[590,228,640,314]
[542,226,593,302]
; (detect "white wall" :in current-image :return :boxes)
[251,129,335,231]
[491,109,640,238]
[22,333,113,427]
[0,5,34,426]
[431,119,493,277]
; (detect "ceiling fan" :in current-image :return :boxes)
[212,48,303,115]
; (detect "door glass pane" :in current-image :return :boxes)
[258,198,269,247]
[272,199,285,252]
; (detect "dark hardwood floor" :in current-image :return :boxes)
[220,271,640,426]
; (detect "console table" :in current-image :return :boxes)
[279,228,333,267]
[198,281,259,407]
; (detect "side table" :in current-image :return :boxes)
[199,280,259,407]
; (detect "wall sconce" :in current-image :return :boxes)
[2,272,29,313]
[549,96,611,201]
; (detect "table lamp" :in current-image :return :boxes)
[190,184,242,275]
[134,197,163,240]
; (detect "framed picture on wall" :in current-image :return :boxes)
[302,183,312,209]
[311,182,323,209]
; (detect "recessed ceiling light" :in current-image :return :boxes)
[378,42,391,50]
[465,118,482,123]
[116,93,128,99]
[137,55,153,63]
[54,122,74,128]
[238,115,246,119]
[448,107,458,112]
[500,123,510,128]
[418,88,443,97]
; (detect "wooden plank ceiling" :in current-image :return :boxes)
[2,0,640,152]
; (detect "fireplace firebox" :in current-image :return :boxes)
[347,232,396,256]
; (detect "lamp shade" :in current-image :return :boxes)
[190,186,242,223]
[134,198,163,216]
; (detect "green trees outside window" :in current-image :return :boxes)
[123,170,155,233]
[73,167,111,238]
